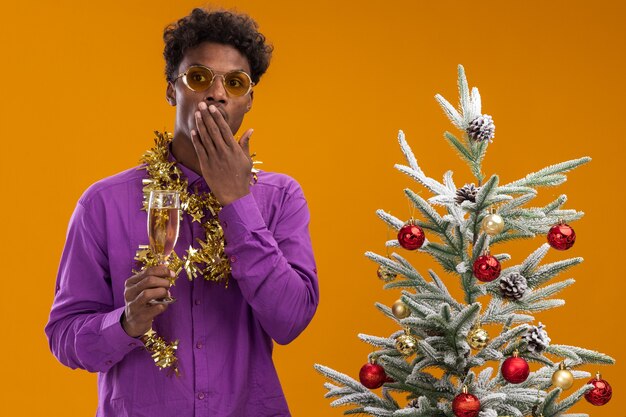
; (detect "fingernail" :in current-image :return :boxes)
[208,105,216,113]
[249,129,254,137]
[169,270,175,277]
[199,102,207,110]
[195,111,201,118]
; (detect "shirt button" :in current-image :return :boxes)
[196,342,203,349]
[194,299,201,306]
[128,342,137,347]
[229,256,237,263]
[105,360,112,366]
[197,392,205,400]
[222,221,228,228]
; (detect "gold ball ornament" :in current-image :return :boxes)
[552,363,574,390]
[395,331,418,356]
[481,213,505,235]
[377,265,397,282]
[392,300,411,319]
[467,326,489,350]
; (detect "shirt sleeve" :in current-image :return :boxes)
[218,181,319,345]
[44,197,141,373]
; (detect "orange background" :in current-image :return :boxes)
[1,0,624,416]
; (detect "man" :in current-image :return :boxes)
[45,8,319,417]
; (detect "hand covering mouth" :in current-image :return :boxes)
[216,106,228,121]
[205,102,228,122]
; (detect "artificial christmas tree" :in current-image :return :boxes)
[315,66,614,417]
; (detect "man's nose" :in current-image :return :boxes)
[205,75,227,103]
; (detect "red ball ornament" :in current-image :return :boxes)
[452,386,481,417]
[397,221,425,250]
[547,222,576,250]
[585,373,612,406]
[359,361,387,389]
[501,351,530,384]
[472,253,501,282]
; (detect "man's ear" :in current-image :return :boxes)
[246,90,254,112]
[166,81,176,106]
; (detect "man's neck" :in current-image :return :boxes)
[171,135,202,177]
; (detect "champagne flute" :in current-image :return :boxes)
[147,190,180,305]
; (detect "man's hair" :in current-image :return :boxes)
[163,8,273,84]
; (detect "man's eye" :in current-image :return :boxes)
[227,79,242,87]
[192,74,206,82]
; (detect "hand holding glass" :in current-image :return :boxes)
[147,190,180,305]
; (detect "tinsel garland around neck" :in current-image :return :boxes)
[134,130,231,284]
[133,130,259,375]
[134,130,259,374]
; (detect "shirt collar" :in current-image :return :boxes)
[166,142,205,188]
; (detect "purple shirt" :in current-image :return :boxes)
[45,150,319,417]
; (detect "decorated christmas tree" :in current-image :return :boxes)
[314,66,615,417]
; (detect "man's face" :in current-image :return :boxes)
[166,42,253,140]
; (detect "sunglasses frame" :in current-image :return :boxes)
[173,65,255,96]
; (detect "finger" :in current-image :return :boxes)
[194,109,216,154]
[208,104,235,148]
[126,278,170,303]
[238,129,254,157]
[125,272,144,287]
[124,265,172,287]
[199,104,226,152]
[133,275,171,293]
[125,270,173,301]
[145,265,175,278]
[135,287,170,305]
[128,299,168,322]
[190,129,211,170]
[148,303,168,316]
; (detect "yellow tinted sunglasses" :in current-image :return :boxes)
[174,65,254,96]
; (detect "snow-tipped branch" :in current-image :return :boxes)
[504,157,591,189]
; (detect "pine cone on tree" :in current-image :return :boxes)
[499,272,528,300]
[455,183,480,205]
[525,322,551,353]
[467,114,495,142]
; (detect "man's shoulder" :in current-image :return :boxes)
[254,171,305,199]
[78,165,146,208]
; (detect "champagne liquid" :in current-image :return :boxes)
[148,208,180,259]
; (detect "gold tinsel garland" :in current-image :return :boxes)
[133,130,259,374]
[140,329,179,376]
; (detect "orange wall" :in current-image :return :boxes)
[1,0,624,415]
